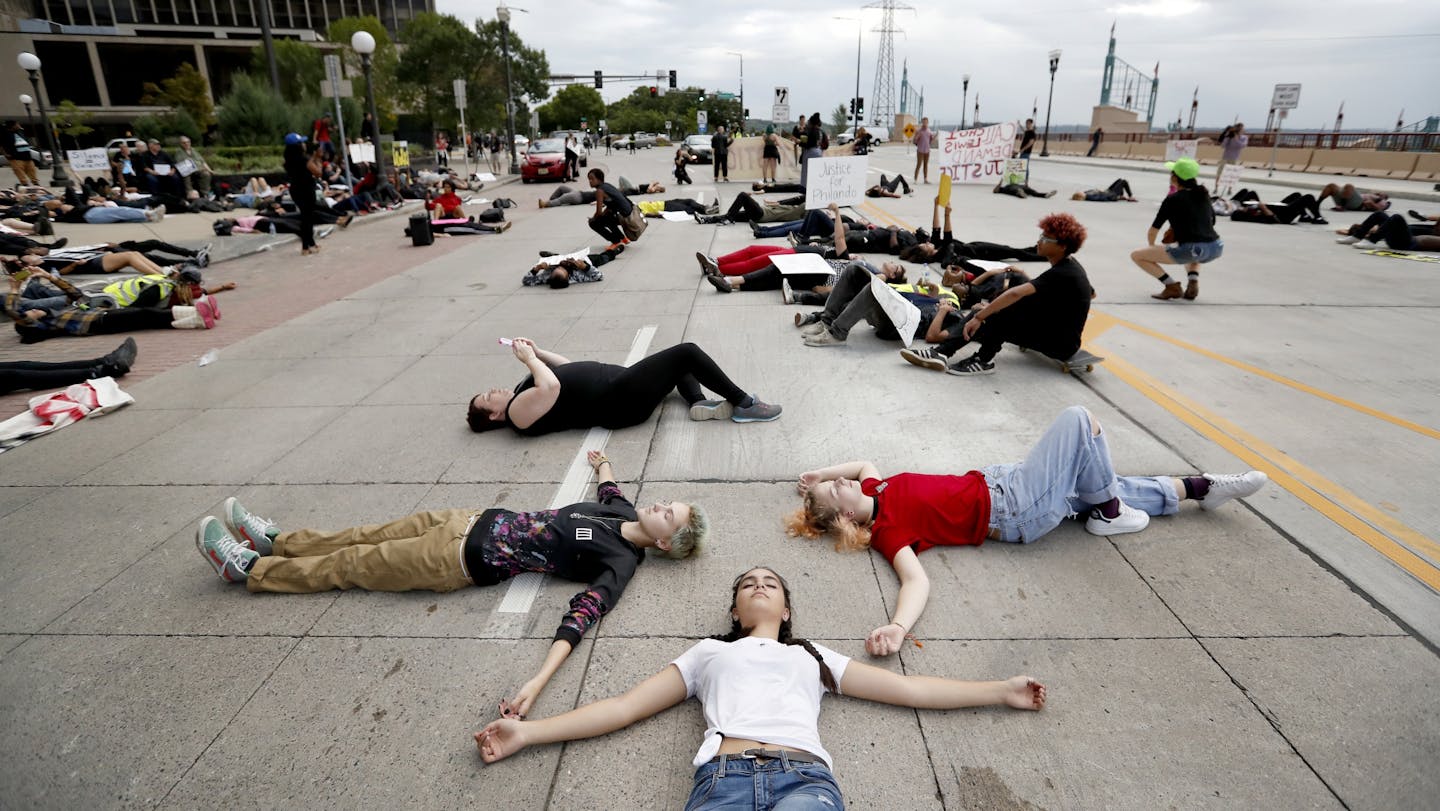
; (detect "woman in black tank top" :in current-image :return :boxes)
[467,340,783,435]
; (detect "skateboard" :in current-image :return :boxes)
[1018,347,1106,373]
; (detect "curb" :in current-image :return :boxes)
[1040,156,1440,203]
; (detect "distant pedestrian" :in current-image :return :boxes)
[312,113,335,161]
[604,132,612,155]
[435,132,449,167]
[283,133,322,256]
[564,135,580,181]
[1212,123,1247,188]
[800,113,824,188]
[912,117,933,184]
[1086,127,1103,157]
[1019,118,1037,158]
[711,125,733,182]
[761,124,781,182]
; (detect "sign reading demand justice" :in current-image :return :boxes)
[804,156,868,209]
[937,122,1018,183]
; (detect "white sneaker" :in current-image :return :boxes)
[1198,471,1268,510]
[1085,502,1149,536]
[144,206,164,223]
[803,329,846,347]
[799,321,828,337]
[1334,235,1359,244]
[1351,241,1373,250]
[782,278,794,305]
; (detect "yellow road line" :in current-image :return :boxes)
[1099,313,1440,441]
[858,201,912,231]
[1097,351,1440,591]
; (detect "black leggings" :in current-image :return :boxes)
[664,199,708,215]
[755,182,805,193]
[118,239,195,258]
[600,343,749,425]
[0,356,110,394]
[1107,179,1133,198]
[1350,212,1420,249]
[725,193,765,222]
[937,299,1078,363]
[589,211,625,244]
[956,241,1045,262]
[737,266,830,292]
[292,200,318,249]
[877,174,912,194]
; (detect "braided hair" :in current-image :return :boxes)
[711,568,837,693]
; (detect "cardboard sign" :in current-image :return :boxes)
[1165,140,1198,161]
[870,274,923,348]
[1003,158,1028,186]
[1215,164,1242,196]
[391,141,410,168]
[176,159,196,177]
[804,155,868,209]
[1362,249,1440,263]
[474,171,497,182]
[348,143,377,163]
[769,252,834,276]
[937,174,953,207]
[66,148,110,172]
[937,122,1018,184]
[152,163,172,176]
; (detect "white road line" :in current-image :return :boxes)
[495,324,659,615]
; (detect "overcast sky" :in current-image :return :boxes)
[439,0,1440,132]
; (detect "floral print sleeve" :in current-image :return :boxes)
[556,588,606,647]
[596,480,632,508]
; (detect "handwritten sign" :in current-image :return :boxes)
[1003,158,1028,186]
[1215,164,1242,196]
[1165,139,1197,161]
[348,143,377,163]
[66,148,109,172]
[870,275,922,348]
[391,140,410,168]
[176,159,196,177]
[804,155,868,209]
[937,122,1018,184]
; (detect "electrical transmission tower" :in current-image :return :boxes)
[866,0,913,127]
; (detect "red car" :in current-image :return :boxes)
[520,138,571,183]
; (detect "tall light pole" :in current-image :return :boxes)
[350,32,385,182]
[1040,49,1061,157]
[833,17,863,134]
[16,52,67,186]
[726,51,743,132]
[960,74,970,129]
[498,4,520,174]
[18,93,32,130]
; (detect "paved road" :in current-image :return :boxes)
[0,146,1436,809]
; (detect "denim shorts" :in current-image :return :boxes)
[1165,239,1224,265]
[686,755,844,810]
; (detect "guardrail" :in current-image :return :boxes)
[1043,130,1439,152]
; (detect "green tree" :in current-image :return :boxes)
[537,85,604,132]
[216,72,308,146]
[134,109,202,144]
[396,13,482,135]
[140,62,215,130]
[830,103,849,135]
[327,16,399,130]
[251,39,325,105]
[52,99,95,149]
[470,17,550,133]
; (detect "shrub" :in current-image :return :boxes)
[134,109,203,144]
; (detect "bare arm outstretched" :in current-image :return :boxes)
[841,661,1046,712]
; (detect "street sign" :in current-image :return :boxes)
[1271,83,1301,110]
[319,79,352,98]
[664,120,672,131]
[697,110,708,135]
[321,54,351,98]
[453,78,467,109]
[774,86,789,105]
[772,104,789,123]
[904,122,917,139]
[599,119,607,131]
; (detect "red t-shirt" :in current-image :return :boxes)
[426,192,464,214]
[313,119,331,142]
[862,472,991,561]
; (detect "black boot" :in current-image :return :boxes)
[99,337,138,377]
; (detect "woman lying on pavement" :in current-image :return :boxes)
[1334,212,1440,252]
[536,184,596,208]
[468,338,782,434]
[788,406,1268,656]
[477,565,1046,808]
[692,191,806,225]
[198,450,707,723]
[4,268,216,341]
[1070,178,1136,202]
[899,213,1093,377]
[898,199,1047,264]
[638,198,720,218]
[0,337,135,394]
[699,204,894,301]
[1227,189,1327,225]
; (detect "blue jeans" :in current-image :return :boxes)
[84,206,148,224]
[686,756,844,810]
[982,406,1178,543]
[753,210,833,239]
[1165,239,1224,265]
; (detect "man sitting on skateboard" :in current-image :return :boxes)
[900,212,1095,377]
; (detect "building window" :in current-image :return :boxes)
[95,42,197,104]
[32,40,103,106]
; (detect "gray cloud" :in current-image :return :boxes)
[441,0,1440,131]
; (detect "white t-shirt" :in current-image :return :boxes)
[670,636,851,768]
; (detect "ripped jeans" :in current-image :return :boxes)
[982,406,1179,543]
[686,755,843,810]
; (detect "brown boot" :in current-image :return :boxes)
[1152,282,1183,300]
[1183,279,1199,300]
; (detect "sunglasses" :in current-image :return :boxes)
[1038,235,1058,244]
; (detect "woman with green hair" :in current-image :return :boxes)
[762,123,781,184]
[197,450,708,720]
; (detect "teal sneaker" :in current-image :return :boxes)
[732,395,782,423]
[223,497,278,555]
[197,516,257,583]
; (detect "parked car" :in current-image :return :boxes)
[105,137,142,157]
[548,130,590,166]
[520,138,572,183]
[681,134,712,163]
[614,132,657,150]
[513,134,530,149]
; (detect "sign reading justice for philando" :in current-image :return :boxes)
[805,156,869,209]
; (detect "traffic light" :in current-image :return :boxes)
[668,70,677,89]
[744,108,749,118]
[848,98,855,115]
[649,86,658,98]
[856,97,864,118]
[594,70,602,89]
[698,91,706,104]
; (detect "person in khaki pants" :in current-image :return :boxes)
[197,450,709,718]
[4,120,40,185]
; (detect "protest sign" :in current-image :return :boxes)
[1216,164,1242,196]
[152,163,172,176]
[1165,139,1197,161]
[804,155,868,209]
[176,159,196,177]
[937,122,1018,184]
[1002,158,1028,186]
[348,143,377,163]
[937,173,952,207]
[391,140,410,168]
[770,252,834,276]
[66,148,109,172]
[870,275,922,348]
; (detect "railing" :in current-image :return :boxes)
[1043,130,1440,152]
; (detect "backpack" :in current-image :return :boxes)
[407,213,434,246]
[477,207,505,223]
[212,219,234,236]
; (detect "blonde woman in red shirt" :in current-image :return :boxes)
[426,179,466,219]
[787,405,1267,655]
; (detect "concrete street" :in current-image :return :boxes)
[0,146,1436,809]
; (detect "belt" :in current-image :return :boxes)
[708,748,822,766]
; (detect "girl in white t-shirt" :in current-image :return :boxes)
[477,566,1046,809]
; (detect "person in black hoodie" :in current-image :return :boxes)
[195,450,708,720]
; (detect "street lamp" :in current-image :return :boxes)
[18,93,32,129]
[349,31,385,182]
[960,74,970,129]
[833,17,862,134]
[725,51,743,133]
[16,52,68,186]
[498,4,520,175]
[1040,49,1061,157]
